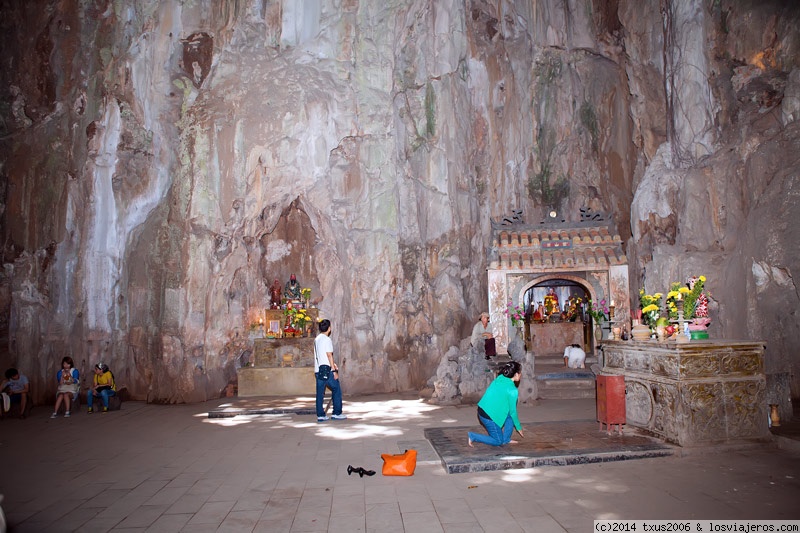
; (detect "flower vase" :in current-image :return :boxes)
[595,323,603,343]
[770,404,781,427]
[688,317,711,340]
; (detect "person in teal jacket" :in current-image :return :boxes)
[468,361,524,447]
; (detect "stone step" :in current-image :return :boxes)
[535,363,596,373]
[537,380,597,400]
[535,368,597,400]
[537,386,598,400]
[537,377,596,388]
[536,361,596,369]
[535,354,599,365]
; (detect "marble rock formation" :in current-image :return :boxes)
[429,340,536,406]
[0,1,798,403]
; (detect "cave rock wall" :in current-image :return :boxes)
[1,0,798,402]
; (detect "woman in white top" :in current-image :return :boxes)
[52,356,79,418]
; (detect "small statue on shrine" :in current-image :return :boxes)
[284,274,302,301]
[269,279,282,309]
[283,301,297,336]
[565,295,583,322]
[532,302,544,322]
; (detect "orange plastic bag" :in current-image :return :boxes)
[381,449,417,476]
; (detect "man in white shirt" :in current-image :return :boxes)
[314,319,347,422]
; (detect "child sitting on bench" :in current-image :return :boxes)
[87,362,116,413]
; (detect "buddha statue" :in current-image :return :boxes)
[544,288,559,316]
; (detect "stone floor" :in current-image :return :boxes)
[425,420,674,474]
[1,394,799,532]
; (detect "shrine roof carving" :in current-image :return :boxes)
[489,209,627,271]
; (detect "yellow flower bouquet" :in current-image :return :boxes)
[290,308,311,329]
[665,275,707,320]
[639,289,663,328]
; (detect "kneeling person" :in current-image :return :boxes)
[468,361,524,447]
[563,344,586,369]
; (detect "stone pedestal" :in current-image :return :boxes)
[237,338,316,397]
[601,339,769,446]
[237,367,315,397]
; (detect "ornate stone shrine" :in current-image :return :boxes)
[601,339,770,446]
[487,210,629,355]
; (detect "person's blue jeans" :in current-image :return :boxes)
[316,372,342,417]
[468,413,514,446]
[88,389,116,410]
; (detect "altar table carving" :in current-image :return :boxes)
[601,340,769,446]
[237,338,316,397]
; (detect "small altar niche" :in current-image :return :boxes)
[486,210,630,355]
[258,197,322,333]
[239,197,326,396]
[526,280,589,353]
[238,305,320,397]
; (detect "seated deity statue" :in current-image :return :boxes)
[544,288,559,316]
[284,274,302,301]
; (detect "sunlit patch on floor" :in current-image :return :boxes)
[207,395,443,422]
[315,423,405,439]
[501,469,538,482]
